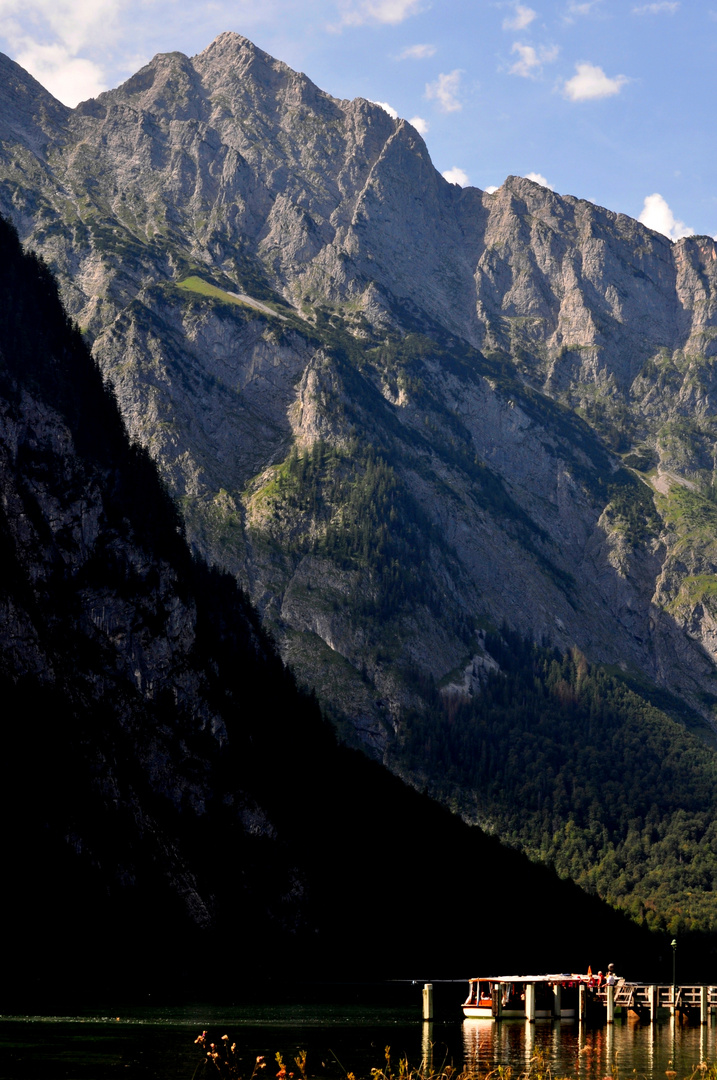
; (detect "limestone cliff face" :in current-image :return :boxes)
[0,219,340,994]
[2,32,717,752]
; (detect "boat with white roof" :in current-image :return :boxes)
[462,973,597,1019]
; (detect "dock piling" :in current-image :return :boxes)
[606,984,615,1024]
[525,982,536,1024]
[422,983,433,1022]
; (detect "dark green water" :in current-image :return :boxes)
[1,1003,716,1080]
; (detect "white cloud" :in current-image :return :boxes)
[638,193,694,240]
[632,1,679,11]
[525,171,553,189]
[334,0,424,28]
[370,99,399,118]
[0,0,120,104]
[408,115,429,134]
[442,166,469,186]
[397,43,436,59]
[425,69,463,112]
[509,41,559,78]
[502,3,537,30]
[14,40,107,102]
[485,185,500,193]
[563,61,629,101]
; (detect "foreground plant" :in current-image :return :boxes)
[193,1031,268,1080]
[192,1034,717,1080]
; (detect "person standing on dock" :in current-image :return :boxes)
[605,964,621,987]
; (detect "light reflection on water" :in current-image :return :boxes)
[462,1017,717,1078]
[1,1006,716,1080]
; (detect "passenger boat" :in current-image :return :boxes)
[463,974,595,1019]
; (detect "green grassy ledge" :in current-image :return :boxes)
[175,275,249,307]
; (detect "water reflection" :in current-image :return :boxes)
[2,1005,717,1080]
[462,1017,717,1078]
[422,1022,434,1073]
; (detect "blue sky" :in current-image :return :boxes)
[1,0,715,239]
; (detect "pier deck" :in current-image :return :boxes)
[469,980,717,1024]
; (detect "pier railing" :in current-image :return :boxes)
[597,983,716,1021]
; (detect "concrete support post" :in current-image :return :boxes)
[606,984,615,1024]
[552,983,562,1020]
[701,986,709,1025]
[422,984,433,1022]
[578,983,587,1024]
[525,983,536,1024]
[649,985,658,1025]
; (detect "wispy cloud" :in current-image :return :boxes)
[425,69,463,112]
[397,43,436,59]
[443,166,469,186]
[639,193,694,240]
[563,1,601,19]
[502,3,537,31]
[509,41,559,78]
[632,1,679,11]
[408,115,429,133]
[563,61,629,101]
[525,171,553,189]
[334,0,424,28]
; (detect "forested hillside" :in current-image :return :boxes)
[398,630,717,935]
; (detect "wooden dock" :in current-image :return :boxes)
[601,983,717,1024]
[478,981,717,1024]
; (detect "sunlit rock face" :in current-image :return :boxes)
[2,32,717,761]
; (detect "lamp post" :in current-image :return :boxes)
[671,938,677,1008]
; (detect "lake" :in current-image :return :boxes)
[1,997,716,1080]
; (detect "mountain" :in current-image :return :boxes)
[1,213,667,1003]
[2,33,717,936]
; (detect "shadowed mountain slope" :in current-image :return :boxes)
[2,35,717,939]
[1,214,673,1003]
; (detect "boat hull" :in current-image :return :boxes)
[463,1006,576,1019]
